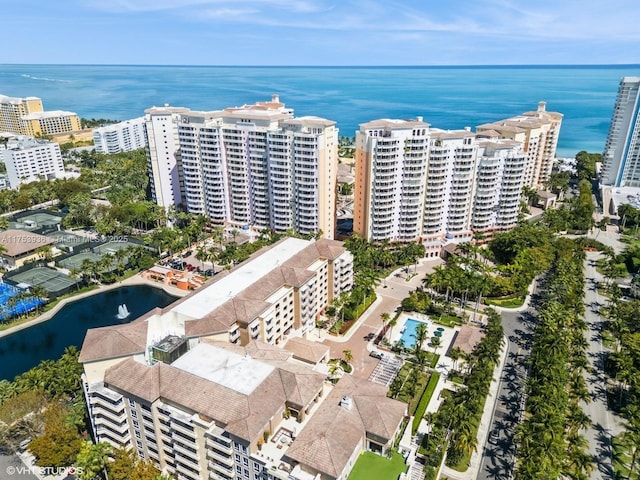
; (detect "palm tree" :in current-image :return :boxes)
[413,323,429,354]
[68,267,82,290]
[430,336,442,354]
[342,349,353,366]
[387,317,397,342]
[29,285,48,314]
[380,312,390,339]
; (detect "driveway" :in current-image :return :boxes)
[322,258,444,379]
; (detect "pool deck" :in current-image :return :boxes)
[0,273,188,339]
[390,312,458,357]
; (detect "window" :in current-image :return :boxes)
[235,454,241,462]
[236,466,242,474]
[243,458,249,466]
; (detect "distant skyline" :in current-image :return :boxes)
[3,0,640,66]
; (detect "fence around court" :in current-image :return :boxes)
[3,266,77,298]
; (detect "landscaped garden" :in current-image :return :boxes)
[347,451,407,480]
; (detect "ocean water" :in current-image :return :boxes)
[2,64,640,158]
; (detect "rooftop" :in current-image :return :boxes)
[171,343,276,395]
[0,229,55,257]
[21,110,78,120]
[172,237,311,320]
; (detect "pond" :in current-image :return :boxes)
[0,285,178,381]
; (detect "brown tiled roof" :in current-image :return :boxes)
[286,375,406,478]
[79,317,149,362]
[104,358,161,402]
[283,337,329,364]
[314,238,347,261]
[0,229,55,257]
[103,341,324,442]
[452,325,486,355]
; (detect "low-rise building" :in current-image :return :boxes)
[0,229,55,267]
[1,136,64,188]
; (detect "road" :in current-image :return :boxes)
[583,252,624,479]
[476,297,538,480]
[477,251,626,480]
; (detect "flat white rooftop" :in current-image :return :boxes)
[172,237,311,319]
[171,343,274,395]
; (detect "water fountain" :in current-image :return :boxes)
[116,304,130,319]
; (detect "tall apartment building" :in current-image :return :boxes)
[476,101,562,189]
[0,94,43,134]
[147,97,338,239]
[78,238,388,480]
[601,77,640,187]
[145,105,190,208]
[1,136,64,188]
[93,117,146,154]
[353,120,527,252]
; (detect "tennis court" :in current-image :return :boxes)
[9,211,63,231]
[7,267,76,295]
[47,231,91,251]
[57,252,103,271]
[0,282,44,321]
[93,241,132,255]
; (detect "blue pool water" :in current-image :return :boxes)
[400,318,429,350]
[0,283,45,321]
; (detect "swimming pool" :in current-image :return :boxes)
[0,282,45,321]
[399,318,429,349]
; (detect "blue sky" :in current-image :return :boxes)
[3,0,640,65]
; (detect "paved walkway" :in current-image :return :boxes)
[319,257,444,378]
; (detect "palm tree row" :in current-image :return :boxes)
[604,276,640,477]
[515,238,592,480]
[419,308,504,471]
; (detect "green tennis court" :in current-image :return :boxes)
[57,252,103,271]
[7,267,76,295]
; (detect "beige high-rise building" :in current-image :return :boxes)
[0,93,81,137]
[0,94,44,134]
[149,97,339,239]
[476,101,563,189]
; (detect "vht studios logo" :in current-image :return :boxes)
[6,465,84,476]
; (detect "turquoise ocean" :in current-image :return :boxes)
[2,64,640,158]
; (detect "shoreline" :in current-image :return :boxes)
[0,274,188,339]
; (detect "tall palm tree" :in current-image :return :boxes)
[380,312,390,339]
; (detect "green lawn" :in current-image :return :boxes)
[484,295,525,308]
[613,435,640,479]
[433,314,462,327]
[412,373,440,433]
[347,451,407,480]
[448,449,472,472]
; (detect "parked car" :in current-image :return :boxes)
[369,351,384,360]
[488,428,501,445]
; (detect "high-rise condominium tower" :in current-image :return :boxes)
[93,117,146,154]
[145,105,190,208]
[601,77,640,187]
[147,97,338,239]
[476,101,562,189]
[353,119,526,252]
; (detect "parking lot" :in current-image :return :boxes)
[368,353,403,386]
